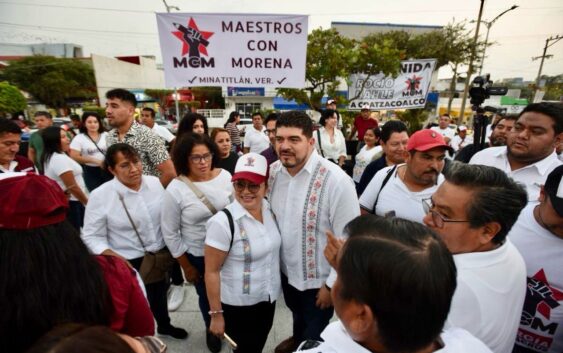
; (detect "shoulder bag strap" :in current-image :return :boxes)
[85,133,106,156]
[177,175,218,214]
[372,165,398,214]
[118,193,147,252]
[221,208,235,253]
[316,129,325,158]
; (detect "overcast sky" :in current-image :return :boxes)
[1,0,562,81]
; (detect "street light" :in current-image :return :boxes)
[472,5,519,76]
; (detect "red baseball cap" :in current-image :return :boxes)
[0,173,69,229]
[407,129,454,153]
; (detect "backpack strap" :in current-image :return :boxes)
[221,208,235,252]
[372,165,398,214]
[316,129,325,158]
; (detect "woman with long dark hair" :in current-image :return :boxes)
[41,125,88,229]
[70,112,110,191]
[177,112,209,141]
[162,133,233,353]
[314,109,347,166]
[0,173,154,353]
[210,127,238,174]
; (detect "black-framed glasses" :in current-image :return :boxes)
[233,180,261,193]
[422,198,470,229]
[188,153,213,163]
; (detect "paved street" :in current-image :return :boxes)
[159,283,337,353]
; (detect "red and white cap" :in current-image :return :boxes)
[232,153,268,184]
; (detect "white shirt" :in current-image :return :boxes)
[558,153,563,162]
[353,145,382,183]
[161,170,233,258]
[297,321,492,353]
[359,164,444,223]
[470,146,562,202]
[510,204,563,353]
[314,127,347,162]
[244,125,270,153]
[446,239,527,353]
[81,176,166,259]
[69,132,108,166]
[205,199,281,306]
[431,126,456,142]
[268,151,360,290]
[152,124,175,143]
[451,134,473,152]
[44,152,88,201]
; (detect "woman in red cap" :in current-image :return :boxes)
[205,152,282,353]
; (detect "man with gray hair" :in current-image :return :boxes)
[423,161,528,353]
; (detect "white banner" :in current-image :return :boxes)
[156,13,308,88]
[348,59,437,110]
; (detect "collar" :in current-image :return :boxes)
[230,199,269,222]
[280,149,320,177]
[112,175,147,195]
[112,121,140,139]
[0,160,17,173]
[453,238,512,268]
[321,321,371,353]
[500,146,560,175]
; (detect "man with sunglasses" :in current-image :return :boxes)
[360,129,451,223]
[423,161,528,353]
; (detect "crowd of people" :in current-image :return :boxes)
[0,89,561,353]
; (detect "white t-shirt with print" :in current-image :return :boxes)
[44,152,88,201]
[510,203,563,353]
[353,145,382,183]
[70,132,108,166]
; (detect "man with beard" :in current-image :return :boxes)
[470,103,562,201]
[455,115,517,163]
[267,111,360,353]
[360,129,451,223]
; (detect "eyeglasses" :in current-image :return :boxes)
[233,180,261,193]
[188,153,213,163]
[422,198,470,229]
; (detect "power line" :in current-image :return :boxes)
[0,1,157,14]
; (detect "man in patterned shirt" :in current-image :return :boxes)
[105,89,176,187]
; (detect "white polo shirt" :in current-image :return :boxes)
[510,204,563,353]
[359,164,444,223]
[205,199,281,306]
[470,146,561,202]
[446,239,527,353]
[244,125,270,153]
[161,170,233,258]
[297,321,492,353]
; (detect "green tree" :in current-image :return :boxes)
[1,56,96,109]
[543,74,563,101]
[144,88,174,115]
[0,81,27,117]
[396,109,429,133]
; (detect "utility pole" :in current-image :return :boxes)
[162,0,181,119]
[458,0,485,123]
[532,35,562,98]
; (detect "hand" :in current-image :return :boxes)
[101,249,134,270]
[324,231,345,268]
[183,264,201,284]
[315,285,332,309]
[209,314,225,338]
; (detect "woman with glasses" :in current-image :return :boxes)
[205,153,281,353]
[161,133,233,353]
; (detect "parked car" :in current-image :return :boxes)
[155,119,176,134]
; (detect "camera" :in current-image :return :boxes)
[469,74,508,108]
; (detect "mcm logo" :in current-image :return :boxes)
[172,18,215,68]
[405,75,422,95]
[244,156,256,167]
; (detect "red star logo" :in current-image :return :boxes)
[405,75,422,91]
[172,17,214,57]
[532,269,563,319]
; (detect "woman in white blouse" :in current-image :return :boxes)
[314,109,347,166]
[69,112,110,191]
[41,126,88,230]
[353,127,382,184]
[161,133,232,353]
[205,153,281,353]
[81,143,187,340]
